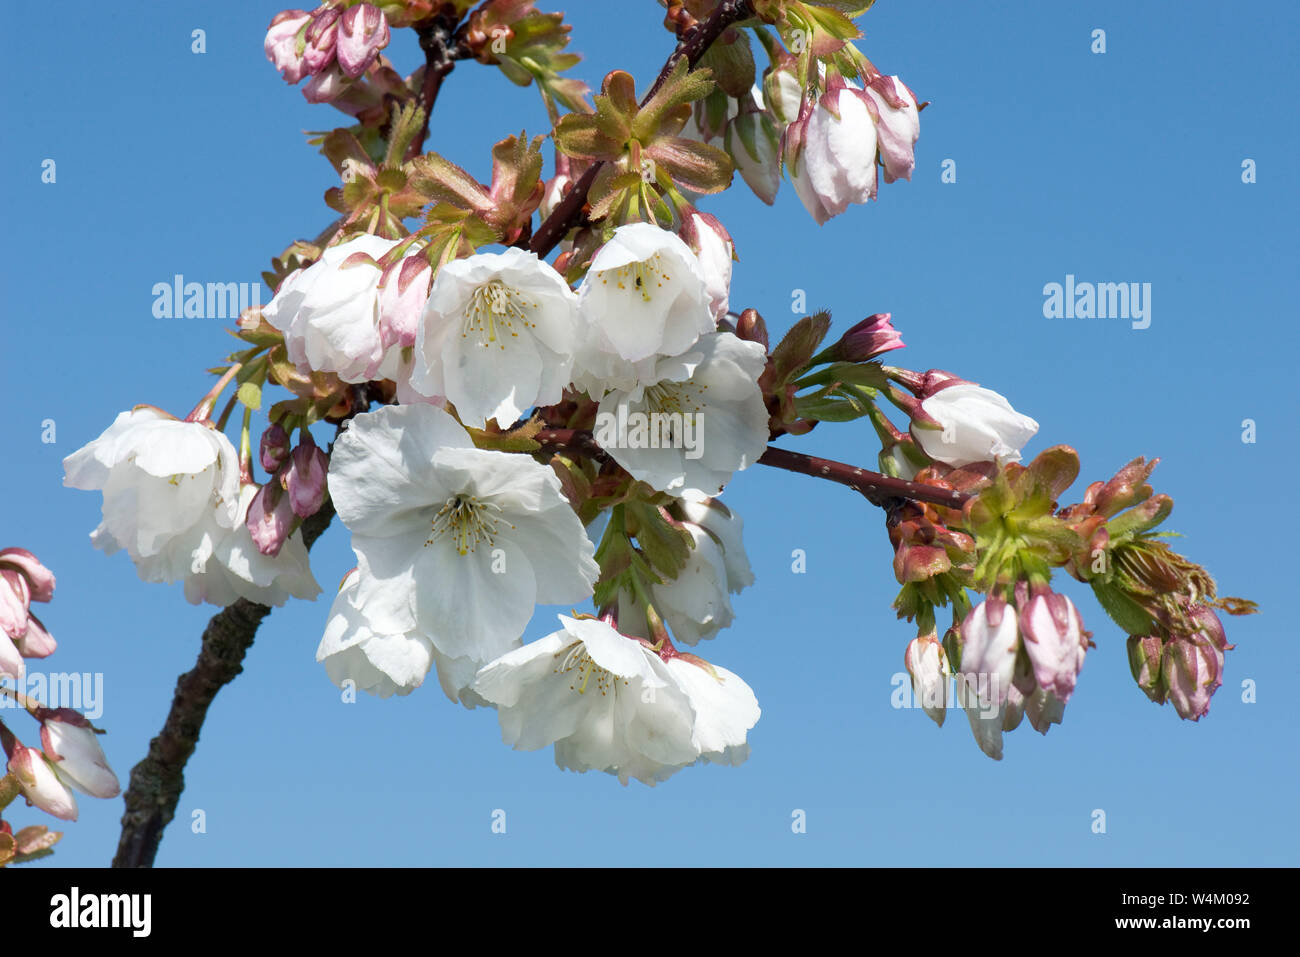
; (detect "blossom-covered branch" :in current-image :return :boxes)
[33,0,1257,870]
[528,0,756,256]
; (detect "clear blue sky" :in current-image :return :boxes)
[2,0,1296,866]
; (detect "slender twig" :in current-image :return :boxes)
[406,14,473,162]
[534,427,968,510]
[758,446,970,510]
[529,0,755,257]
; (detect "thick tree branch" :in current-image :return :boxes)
[529,0,755,257]
[111,503,335,868]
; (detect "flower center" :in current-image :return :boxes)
[643,380,707,416]
[462,281,538,351]
[600,253,672,303]
[553,643,629,697]
[425,494,509,556]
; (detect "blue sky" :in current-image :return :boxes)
[2,0,1296,866]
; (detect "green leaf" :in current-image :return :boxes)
[1091,579,1156,636]
[634,59,717,142]
[769,310,832,385]
[644,137,734,194]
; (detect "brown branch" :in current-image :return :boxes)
[111,503,335,868]
[528,0,755,257]
[534,427,969,510]
[758,446,971,510]
[405,13,473,163]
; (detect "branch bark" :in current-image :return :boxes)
[757,446,970,510]
[111,503,335,868]
[528,0,755,257]
[534,427,969,510]
[406,13,472,162]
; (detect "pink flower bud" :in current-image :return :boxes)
[7,745,78,822]
[0,547,56,603]
[904,634,948,727]
[783,81,878,225]
[15,612,56,659]
[337,3,390,78]
[0,568,30,640]
[303,63,350,103]
[828,312,905,363]
[264,9,311,84]
[1162,635,1223,721]
[378,254,432,350]
[1,633,23,682]
[247,482,295,557]
[40,710,121,799]
[957,596,1019,712]
[734,308,769,350]
[678,210,733,321]
[260,423,291,473]
[285,435,328,519]
[1161,606,1230,721]
[1019,592,1088,703]
[864,74,920,184]
[302,6,340,75]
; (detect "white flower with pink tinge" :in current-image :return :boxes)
[317,570,484,705]
[407,247,578,428]
[574,223,718,394]
[263,234,412,384]
[63,407,241,565]
[327,403,598,666]
[473,615,759,785]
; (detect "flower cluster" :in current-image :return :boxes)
[265,4,391,108]
[51,0,1254,810]
[1,548,119,865]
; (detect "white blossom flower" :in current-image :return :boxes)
[407,247,578,428]
[143,484,321,608]
[678,492,755,594]
[956,598,1021,760]
[63,407,241,563]
[317,570,483,704]
[658,523,734,645]
[375,344,445,407]
[262,234,400,383]
[593,331,769,497]
[328,403,598,664]
[623,494,756,647]
[913,383,1039,468]
[574,223,717,393]
[784,84,878,225]
[473,615,699,786]
[662,654,759,766]
[40,712,120,799]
